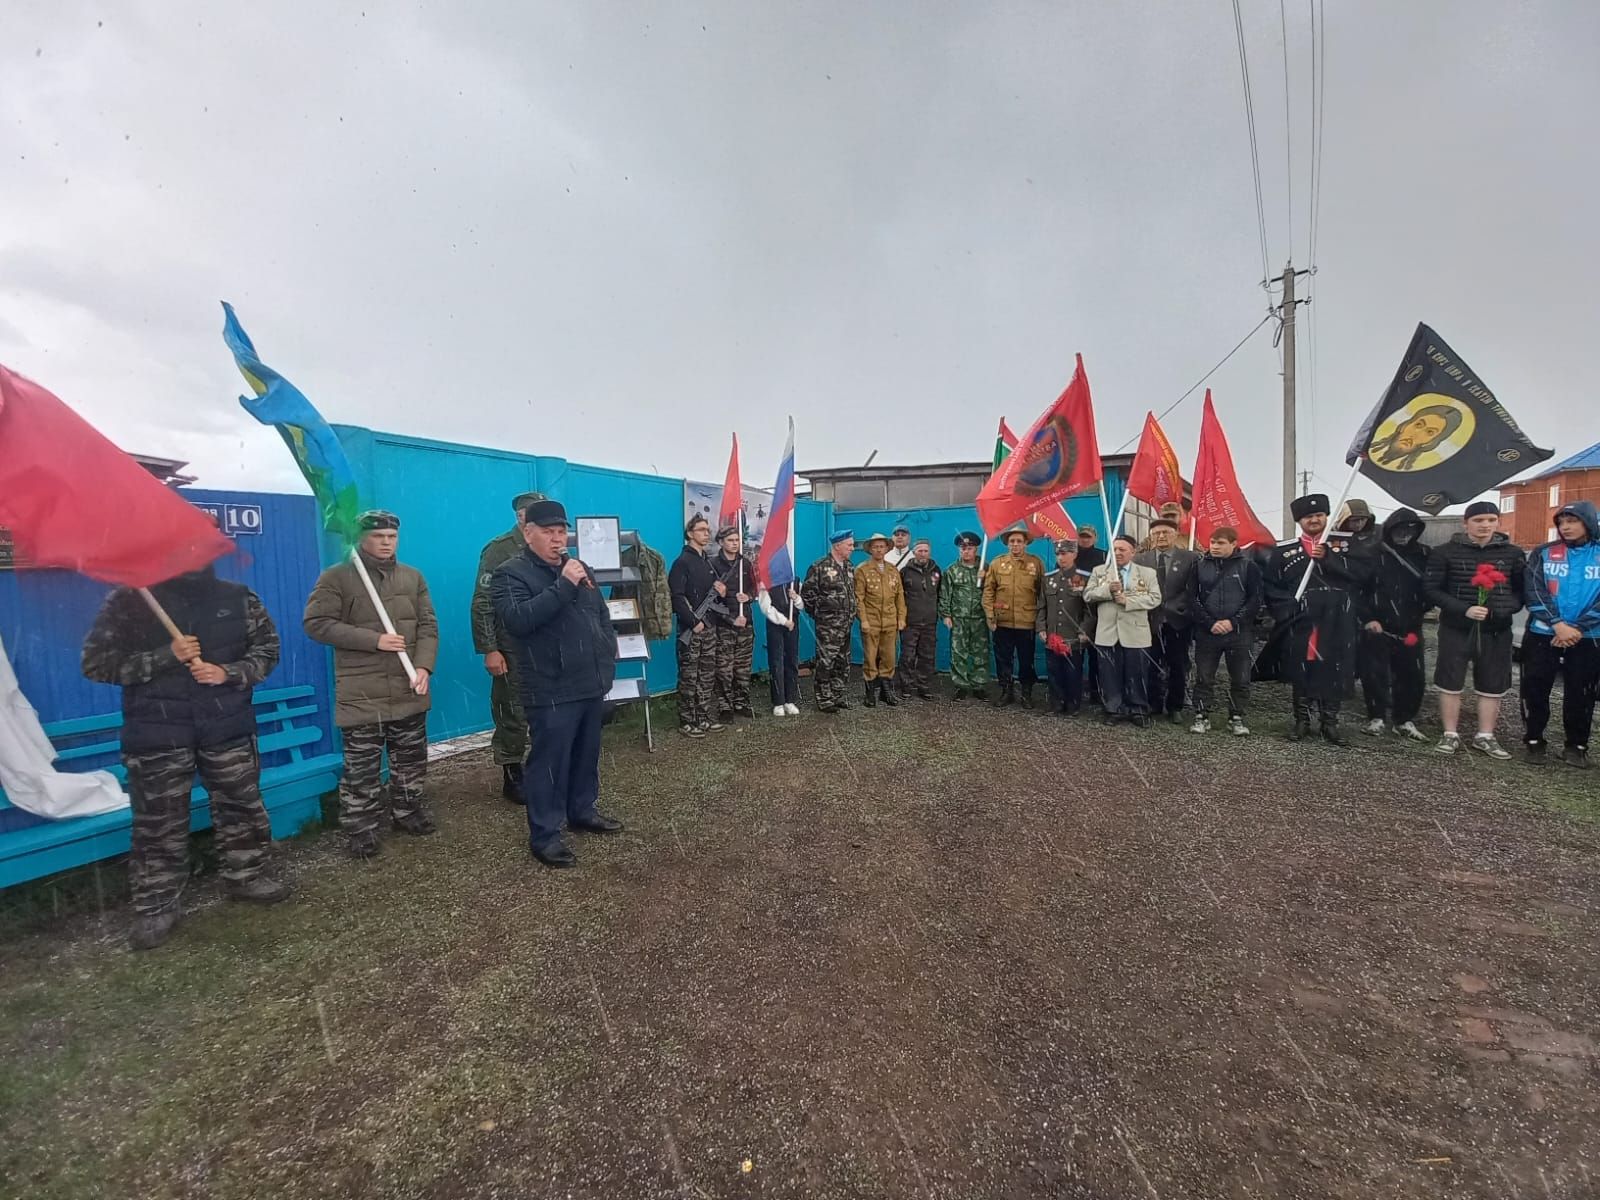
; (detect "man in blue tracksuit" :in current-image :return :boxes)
[1521,500,1600,768]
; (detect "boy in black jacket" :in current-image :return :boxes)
[1187,527,1262,736]
[1358,508,1431,741]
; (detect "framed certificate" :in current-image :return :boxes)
[607,597,640,622]
[615,633,649,661]
[575,516,621,572]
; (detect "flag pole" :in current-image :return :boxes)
[136,588,196,660]
[1292,456,1363,602]
[350,549,420,684]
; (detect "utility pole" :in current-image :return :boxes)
[1280,262,1298,538]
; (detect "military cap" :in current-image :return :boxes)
[892,523,911,535]
[1290,493,1330,521]
[358,509,400,531]
[829,528,855,545]
[1000,522,1031,543]
[955,531,982,548]
[512,490,545,515]
[1054,539,1079,554]
[1078,523,1098,536]
[524,499,569,527]
[863,532,892,548]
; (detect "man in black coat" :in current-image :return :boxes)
[1261,493,1374,745]
[492,499,623,868]
[667,516,721,737]
[1186,526,1262,736]
[1357,507,1431,741]
[1135,516,1200,723]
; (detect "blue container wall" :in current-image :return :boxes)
[332,427,834,741]
[0,489,334,759]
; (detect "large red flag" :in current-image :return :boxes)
[977,355,1102,536]
[0,364,233,586]
[1124,411,1187,520]
[998,419,1077,541]
[1191,391,1275,548]
[717,433,743,531]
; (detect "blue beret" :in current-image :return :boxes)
[829,529,854,545]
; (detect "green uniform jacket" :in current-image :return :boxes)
[472,528,525,655]
[937,560,985,621]
[303,554,439,728]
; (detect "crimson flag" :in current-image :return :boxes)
[717,433,743,531]
[997,419,1078,541]
[1124,411,1187,527]
[1190,391,1275,548]
[976,355,1103,536]
[0,364,233,586]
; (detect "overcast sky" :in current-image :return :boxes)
[3,1,1595,524]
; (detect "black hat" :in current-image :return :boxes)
[1290,493,1330,522]
[513,490,545,515]
[523,499,568,527]
[1150,517,1179,531]
[955,531,981,548]
[358,509,400,531]
[1464,501,1500,519]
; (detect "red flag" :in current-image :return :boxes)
[0,364,233,586]
[1190,391,1275,548]
[998,420,1078,542]
[977,355,1102,536]
[1124,411,1187,520]
[717,433,743,531]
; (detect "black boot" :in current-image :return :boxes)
[501,763,524,803]
[863,682,877,708]
[1321,706,1347,747]
[992,683,1015,708]
[1020,684,1035,709]
[1288,693,1312,742]
[952,688,968,700]
[880,680,899,707]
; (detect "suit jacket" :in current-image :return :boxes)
[1083,562,1161,648]
[1134,546,1199,631]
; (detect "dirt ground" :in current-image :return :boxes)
[3,675,1600,1199]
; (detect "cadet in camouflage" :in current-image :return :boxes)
[81,565,291,951]
[800,530,858,713]
[471,491,543,800]
[710,525,758,718]
[938,531,990,698]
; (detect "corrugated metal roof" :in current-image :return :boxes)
[1528,440,1600,479]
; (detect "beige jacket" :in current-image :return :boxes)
[1083,561,1161,649]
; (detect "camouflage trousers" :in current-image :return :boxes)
[948,617,991,689]
[489,662,529,766]
[676,626,717,727]
[898,622,938,693]
[713,623,755,712]
[812,614,854,708]
[339,712,428,836]
[123,735,272,916]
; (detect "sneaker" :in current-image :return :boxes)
[1229,716,1250,737]
[1561,745,1591,770]
[784,703,800,716]
[1435,732,1461,756]
[705,721,726,732]
[1362,718,1386,737]
[1189,715,1210,734]
[1395,721,1427,743]
[773,705,786,717]
[680,724,705,738]
[1471,734,1511,761]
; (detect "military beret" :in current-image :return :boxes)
[829,529,854,545]
[512,490,545,514]
[358,509,399,531]
[716,525,740,540]
[524,499,568,527]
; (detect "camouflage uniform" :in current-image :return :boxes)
[710,549,757,714]
[81,577,281,916]
[471,524,531,765]
[338,712,430,836]
[801,552,857,711]
[938,560,989,690]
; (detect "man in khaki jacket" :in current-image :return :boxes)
[1084,534,1161,727]
[983,523,1045,707]
[854,532,907,708]
[304,510,440,858]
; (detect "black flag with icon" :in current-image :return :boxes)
[1345,322,1551,515]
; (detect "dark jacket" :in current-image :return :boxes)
[1364,508,1430,634]
[1076,545,1107,572]
[667,546,718,631]
[900,558,942,625]
[1134,545,1199,630]
[1424,531,1527,633]
[1188,553,1262,640]
[82,569,280,753]
[709,550,756,626]
[492,548,618,708]
[1036,567,1096,645]
[1526,500,1600,639]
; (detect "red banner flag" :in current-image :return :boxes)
[976,355,1103,536]
[998,419,1077,541]
[717,433,743,531]
[1190,391,1275,548]
[0,364,233,586]
[1124,411,1186,519]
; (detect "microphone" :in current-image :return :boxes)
[561,552,596,588]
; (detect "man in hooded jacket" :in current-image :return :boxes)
[1522,500,1600,768]
[1357,508,1431,741]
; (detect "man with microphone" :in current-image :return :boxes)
[492,499,624,868]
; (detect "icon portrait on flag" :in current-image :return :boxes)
[1367,395,1476,473]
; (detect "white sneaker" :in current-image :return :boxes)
[1229,716,1250,737]
[1472,733,1512,761]
[784,703,800,716]
[1395,721,1427,742]
[1436,732,1461,756]
[1189,715,1210,734]
[1362,718,1386,737]
[773,705,786,717]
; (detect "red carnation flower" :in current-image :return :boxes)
[1403,632,1420,647]
[1046,633,1070,656]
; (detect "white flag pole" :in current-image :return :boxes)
[350,549,419,684]
[1292,457,1363,602]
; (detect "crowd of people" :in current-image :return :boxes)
[75,487,1598,949]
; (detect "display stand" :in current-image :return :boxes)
[572,519,655,751]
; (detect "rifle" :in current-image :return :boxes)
[678,589,730,644]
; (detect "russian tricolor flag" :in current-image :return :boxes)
[758,417,797,588]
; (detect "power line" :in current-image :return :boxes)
[1231,0,1271,285]
[1307,0,1326,270]
[1109,314,1275,453]
[1279,0,1294,254]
